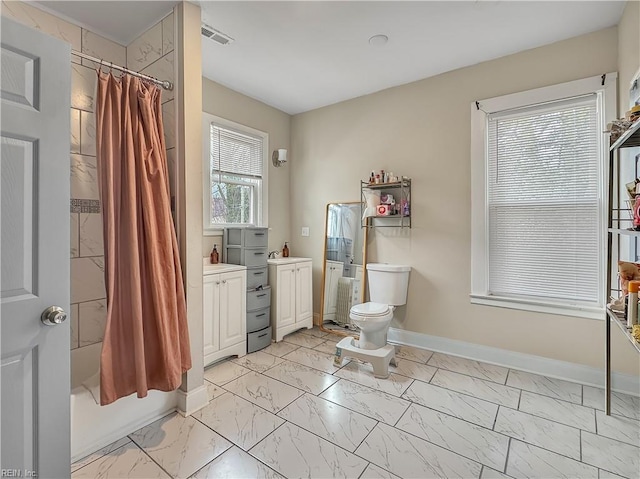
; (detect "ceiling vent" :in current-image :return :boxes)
[201,24,234,45]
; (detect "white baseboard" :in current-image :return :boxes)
[387,327,639,397]
[177,384,209,416]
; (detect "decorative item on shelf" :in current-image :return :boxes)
[606,115,639,144]
[618,261,640,296]
[627,281,640,328]
[609,295,625,313]
[380,193,395,205]
[628,105,640,123]
[625,178,640,198]
[402,199,410,216]
[282,242,289,257]
[633,196,640,231]
[367,169,399,185]
[632,324,640,342]
[606,119,635,144]
[210,244,219,264]
[362,188,381,219]
[376,204,391,216]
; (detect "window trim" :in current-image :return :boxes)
[470,73,617,320]
[202,112,269,234]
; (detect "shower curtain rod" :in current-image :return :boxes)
[71,50,173,91]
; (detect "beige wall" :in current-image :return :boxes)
[202,77,291,256]
[291,26,640,376]
[618,0,639,112]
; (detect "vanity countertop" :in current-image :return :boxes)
[267,257,312,265]
[203,258,246,276]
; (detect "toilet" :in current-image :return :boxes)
[333,263,411,378]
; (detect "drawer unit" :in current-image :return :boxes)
[224,247,268,268]
[224,227,268,248]
[248,326,272,353]
[223,227,271,354]
[247,307,270,333]
[247,286,271,312]
[246,267,268,289]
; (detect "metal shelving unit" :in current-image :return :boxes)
[605,119,640,415]
[360,179,411,229]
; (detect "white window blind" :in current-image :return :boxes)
[211,124,263,178]
[487,95,601,304]
[206,120,266,228]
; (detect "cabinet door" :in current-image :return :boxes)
[296,261,313,322]
[276,264,296,327]
[203,274,220,359]
[219,270,246,350]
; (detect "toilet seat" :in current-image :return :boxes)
[350,302,391,317]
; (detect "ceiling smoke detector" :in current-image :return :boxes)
[368,34,389,46]
[201,24,234,45]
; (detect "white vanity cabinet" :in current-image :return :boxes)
[203,262,247,366]
[268,258,313,341]
[323,260,344,322]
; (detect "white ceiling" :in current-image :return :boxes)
[199,1,626,114]
[32,1,178,45]
[34,1,627,115]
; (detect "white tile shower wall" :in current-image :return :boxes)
[81,29,127,70]
[130,12,176,216]
[71,63,96,111]
[127,21,162,71]
[79,111,96,156]
[71,109,80,153]
[162,13,174,56]
[2,2,176,352]
[141,50,174,103]
[70,24,107,345]
[78,299,108,347]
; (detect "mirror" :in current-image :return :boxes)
[319,202,367,335]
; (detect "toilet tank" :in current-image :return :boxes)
[367,263,411,306]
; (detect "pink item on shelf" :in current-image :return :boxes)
[634,196,640,229]
[376,204,391,216]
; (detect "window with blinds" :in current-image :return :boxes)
[207,122,265,227]
[486,95,601,305]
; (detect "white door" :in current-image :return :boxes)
[203,274,220,364]
[1,17,71,478]
[296,261,313,322]
[218,271,246,350]
[276,265,296,327]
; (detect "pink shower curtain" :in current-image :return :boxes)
[95,71,191,406]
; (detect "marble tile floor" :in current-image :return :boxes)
[71,327,640,479]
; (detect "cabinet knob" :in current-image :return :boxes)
[222,280,227,284]
[216,281,220,285]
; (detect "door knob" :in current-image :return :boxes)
[41,306,67,326]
